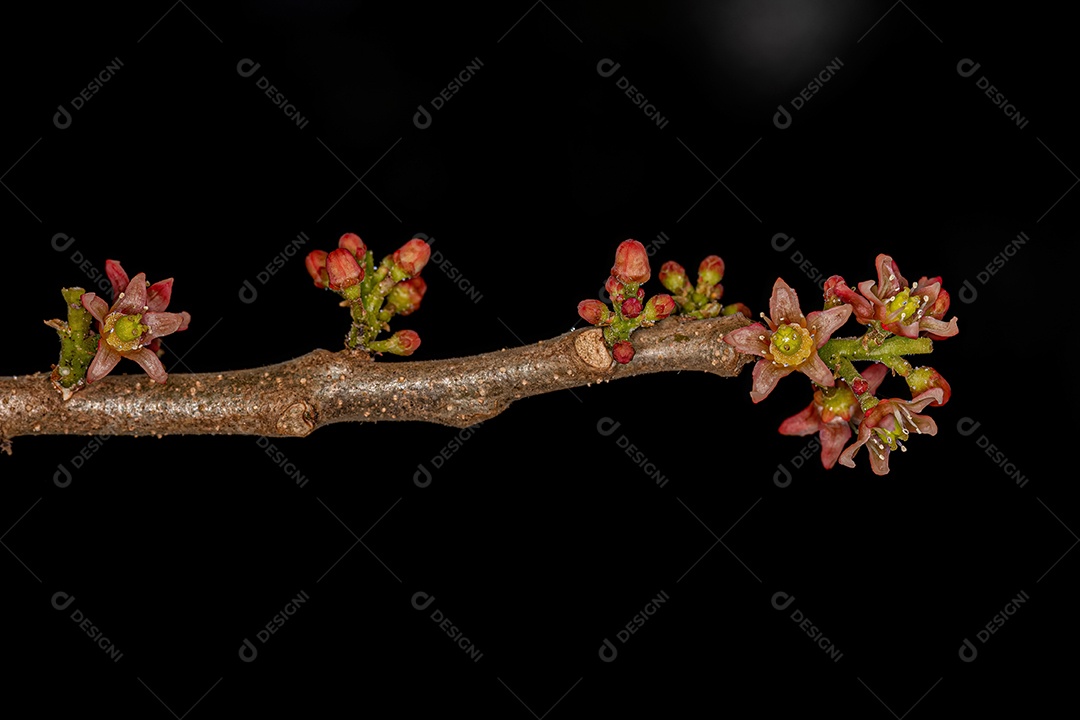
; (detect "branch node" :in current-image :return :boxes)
[574,328,614,371]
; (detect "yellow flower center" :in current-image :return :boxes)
[886,288,923,322]
[770,323,813,367]
[103,312,148,352]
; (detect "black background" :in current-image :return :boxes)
[1,2,1074,716]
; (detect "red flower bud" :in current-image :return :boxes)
[390,329,421,356]
[698,255,724,286]
[644,294,676,321]
[926,288,950,319]
[577,299,610,326]
[851,378,869,395]
[659,261,688,294]
[721,302,751,317]
[326,248,364,290]
[906,366,951,406]
[605,275,623,302]
[386,277,427,316]
[612,239,650,284]
[621,297,643,318]
[612,340,635,364]
[305,250,330,289]
[393,238,431,277]
[338,232,367,259]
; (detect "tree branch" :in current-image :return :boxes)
[1,315,753,450]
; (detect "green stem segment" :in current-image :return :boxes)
[818,335,932,362]
[48,287,99,392]
[821,335,932,411]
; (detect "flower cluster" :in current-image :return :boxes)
[80,260,191,384]
[726,254,959,475]
[306,233,429,355]
[659,256,750,319]
[577,240,676,364]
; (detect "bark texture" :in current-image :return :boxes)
[1,315,752,451]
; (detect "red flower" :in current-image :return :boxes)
[338,232,367,259]
[326,248,364,291]
[101,259,190,356]
[779,364,887,469]
[857,255,959,339]
[386,277,427,316]
[659,261,690,295]
[621,297,643,319]
[305,250,330,289]
[81,269,191,384]
[838,390,942,475]
[393,238,431,277]
[644,294,675,322]
[612,340,635,364]
[823,275,873,320]
[724,278,851,403]
[577,299,611,326]
[698,255,724,286]
[612,239,650,285]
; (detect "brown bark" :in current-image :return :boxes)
[0,315,752,451]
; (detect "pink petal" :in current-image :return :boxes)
[797,354,835,387]
[146,278,174,313]
[724,323,771,357]
[105,259,129,301]
[921,317,958,339]
[127,348,168,383]
[769,278,803,326]
[176,311,191,332]
[857,279,886,307]
[838,426,870,469]
[81,293,110,325]
[807,304,852,348]
[143,311,185,339]
[750,360,794,403]
[888,318,921,339]
[114,273,148,315]
[868,444,892,475]
[86,341,121,383]
[819,422,852,469]
[778,401,820,436]
[873,254,907,299]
